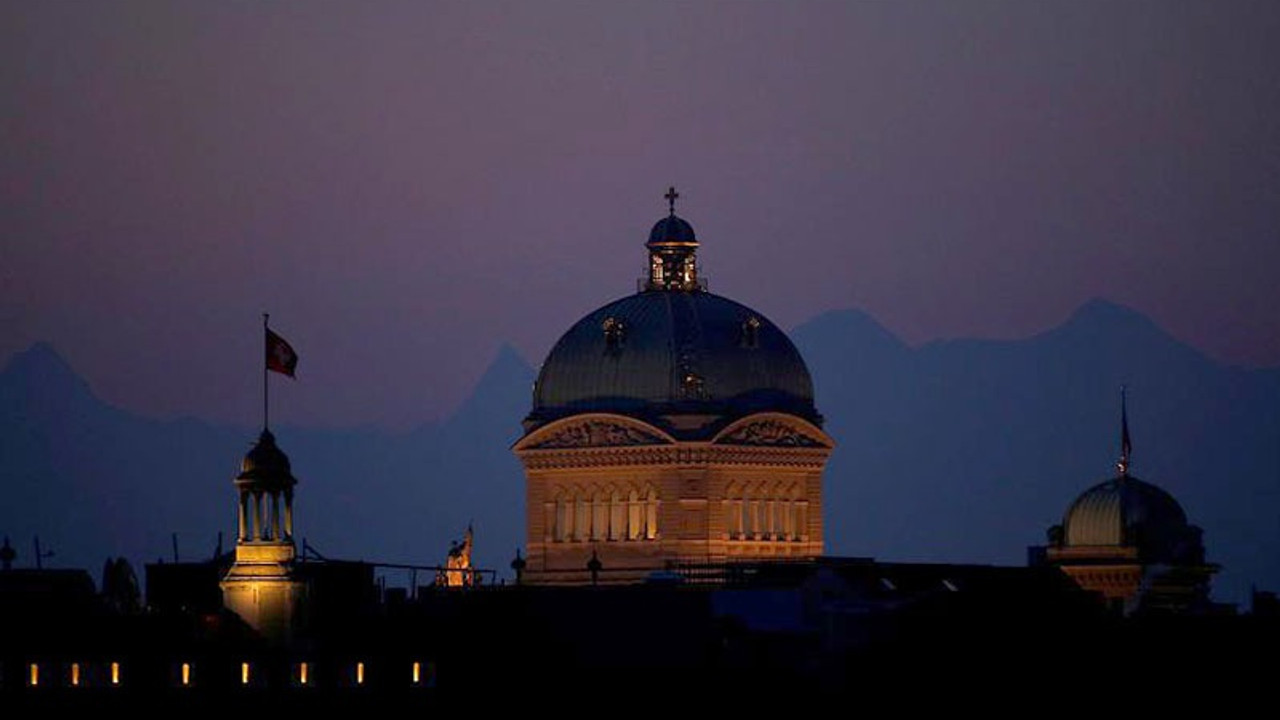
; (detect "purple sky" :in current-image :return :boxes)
[4,2,1279,429]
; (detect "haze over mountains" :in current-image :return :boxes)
[2,299,1276,603]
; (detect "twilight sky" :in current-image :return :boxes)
[3,2,1278,429]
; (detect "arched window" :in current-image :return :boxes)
[609,488,624,541]
[748,484,762,540]
[644,487,659,540]
[725,483,744,539]
[575,496,590,542]
[628,488,642,540]
[783,483,799,540]
[550,496,563,542]
[780,496,793,541]
[592,491,607,541]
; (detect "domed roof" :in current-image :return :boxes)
[236,429,297,489]
[1061,475,1197,563]
[648,215,697,246]
[528,290,818,435]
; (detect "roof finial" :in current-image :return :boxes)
[664,186,679,216]
[1117,385,1132,477]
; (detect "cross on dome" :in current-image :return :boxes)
[664,186,679,216]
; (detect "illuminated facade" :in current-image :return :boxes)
[220,429,306,642]
[514,190,833,584]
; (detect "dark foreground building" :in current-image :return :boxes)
[4,553,1279,708]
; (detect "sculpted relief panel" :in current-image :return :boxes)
[527,419,668,449]
[717,419,825,448]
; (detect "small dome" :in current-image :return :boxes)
[237,429,297,489]
[647,215,697,246]
[1061,475,1200,564]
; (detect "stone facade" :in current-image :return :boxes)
[515,412,832,584]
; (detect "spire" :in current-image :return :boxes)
[1117,386,1132,477]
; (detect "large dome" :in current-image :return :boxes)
[1061,475,1200,564]
[528,291,818,434]
[527,193,821,438]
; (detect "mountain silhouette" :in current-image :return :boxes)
[2,302,1276,603]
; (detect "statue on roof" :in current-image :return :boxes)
[438,524,475,587]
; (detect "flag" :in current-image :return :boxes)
[266,328,298,378]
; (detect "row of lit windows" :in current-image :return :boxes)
[547,491,659,543]
[723,498,809,542]
[27,661,122,688]
[18,660,433,689]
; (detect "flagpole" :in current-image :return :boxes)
[263,312,269,432]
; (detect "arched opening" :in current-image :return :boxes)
[644,486,659,540]
[609,487,624,541]
[628,488,642,540]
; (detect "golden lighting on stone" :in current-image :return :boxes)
[110,662,120,686]
[181,662,191,686]
[70,662,80,687]
[241,662,251,685]
[355,661,365,685]
[29,663,38,687]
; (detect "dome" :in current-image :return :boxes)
[236,429,297,489]
[1061,475,1199,563]
[648,215,697,246]
[528,290,819,435]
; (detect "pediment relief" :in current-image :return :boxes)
[715,418,827,448]
[524,418,670,449]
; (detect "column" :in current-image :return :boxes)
[283,490,294,540]
[238,490,249,541]
[270,492,280,541]
[252,491,263,541]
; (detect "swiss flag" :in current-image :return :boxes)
[266,328,298,378]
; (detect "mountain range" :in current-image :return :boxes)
[3,298,1276,603]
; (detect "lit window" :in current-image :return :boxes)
[29,663,38,687]
[628,489,642,540]
[241,662,251,686]
[355,662,365,686]
[181,662,191,687]
[411,661,421,685]
[110,662,120,686]
[645,489,659,540]
[70,662,80,687]
[298,662,309,686]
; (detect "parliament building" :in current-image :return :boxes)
[514,190,833,583]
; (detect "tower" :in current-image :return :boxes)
[220,429,306,642]
[513,189,834,584]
